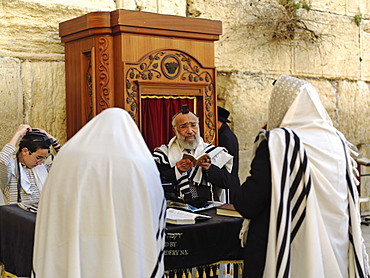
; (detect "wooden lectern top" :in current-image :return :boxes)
[59,9,222,43]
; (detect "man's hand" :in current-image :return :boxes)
[176,159,194,174]
[33,128,56,142]
[8,124,32,146]
[198,154,211,171]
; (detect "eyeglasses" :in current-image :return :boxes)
[28,151,47,163]
[177,122,198,130]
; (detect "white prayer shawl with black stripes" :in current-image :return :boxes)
[32,108,166,278]
[154,136,233,200]
[261,78,369,278]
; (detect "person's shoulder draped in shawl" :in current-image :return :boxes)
[238,75,369,278]
[32,108,166,278]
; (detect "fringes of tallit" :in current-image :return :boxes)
[164,260,244,278]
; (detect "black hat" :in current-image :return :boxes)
[180,104,190,114]
[218,106,231,123]
[20,129,53,144]
[172,104,194,122]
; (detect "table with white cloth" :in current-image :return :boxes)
[0,205,244,277]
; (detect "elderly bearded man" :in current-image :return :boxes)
[153,105,238,206]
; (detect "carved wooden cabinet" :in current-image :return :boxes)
[59,9,222,149]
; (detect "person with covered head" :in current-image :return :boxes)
[0,124,60,205]
[32,108,166,278]
[217,106,240,202]
[233,75,369,277]
[153,105,237,206]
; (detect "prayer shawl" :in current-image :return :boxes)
[10,159,48,194]
[260,75,369,278]
[32,108,166,278]
[153,136,233,200]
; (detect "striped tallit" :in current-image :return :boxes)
[153,136,233,200]
[0,143,50,205]
[262,75,369,278]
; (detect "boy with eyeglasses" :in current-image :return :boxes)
[0,124,61,205]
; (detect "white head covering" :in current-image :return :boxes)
[267,75,309,130]
[262,75,369,277]
[32,108,166,278]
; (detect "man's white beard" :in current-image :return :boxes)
[176,132,199,150]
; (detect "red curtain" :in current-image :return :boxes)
[141,97,195,152]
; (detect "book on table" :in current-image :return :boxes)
[182,153,209,165]
[166,200,223,213]
[216,203,242,218]
[166,208,212,225]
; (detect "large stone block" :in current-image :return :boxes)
[115,0,186,15]
[115,0,157,11]
[158,0,186,16]
[294,10,361,79]
[336,80,370,144]
[21,61,67,144]
[188,0,295,73]
[217,72,274,182]
[358,143,370,211]
[217,72,274,151]
[0,57,23,148]
[239,149,252,184]
[0,0,115,60]
[310,0,346,14]
[188,0,362,79]
[361,20,370,81]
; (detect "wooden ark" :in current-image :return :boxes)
[59,9,222,148]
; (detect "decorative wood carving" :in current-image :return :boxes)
[124,49,216,143]
[97,37,111,111]
[85,52,93,122]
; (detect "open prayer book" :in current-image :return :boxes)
[167,200,223,213]
[166,208,211,225]
[182,153,209,165]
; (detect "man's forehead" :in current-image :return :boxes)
[175,113,198,124]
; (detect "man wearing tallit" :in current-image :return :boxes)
[233,75,369,277]
[32,108,166,278]
[153,105,238,205]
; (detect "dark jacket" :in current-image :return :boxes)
[233,139,271,278]
[218,123,240,200]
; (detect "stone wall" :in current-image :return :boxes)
[1,0,370,200]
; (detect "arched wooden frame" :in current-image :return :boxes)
[122,48,217,144]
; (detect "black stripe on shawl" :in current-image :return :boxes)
[178,175,188,183]
[151,197,166,278]
[179,187,192,198]
[289,132,300,174]
[290,144,308,218]
[291,177,311,242]
[189,165,200,180]
[348,219,366,278]
[156,197,166,240]
[179,180,190,188]
[153,150,169,164]
[276,129,291,275]
[337,133,366,278]
[150,249,165,278]
[276,129,311,277]
[282,252,291,278]
[336,133,355,202]
[204,145,217,153]
[290,131,311,241]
